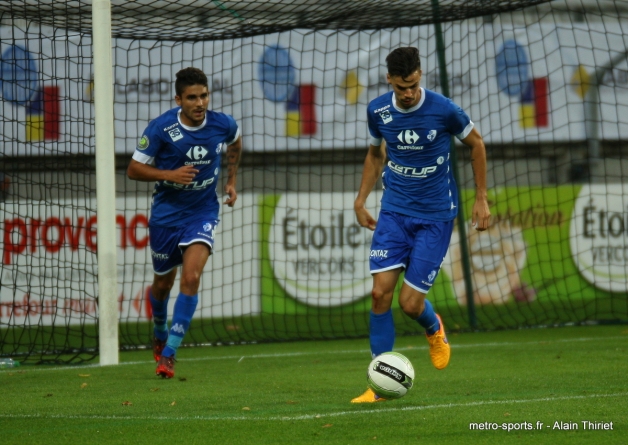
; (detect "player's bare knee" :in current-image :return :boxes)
[151,279,174,300]
[400,298,425,319]
[371,287,385,303]
[180,271,201,294]
[371,288,393,312]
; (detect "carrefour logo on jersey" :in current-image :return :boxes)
[186,145,209,161]
[398,130,419,144]
[397,129,423,150]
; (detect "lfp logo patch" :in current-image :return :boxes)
[137,135,149,150]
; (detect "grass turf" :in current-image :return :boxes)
[1,324,627,445]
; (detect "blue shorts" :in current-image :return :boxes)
[369,210,454,293]
[149,219,219,275]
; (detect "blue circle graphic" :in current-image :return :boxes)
[258,45,296,102]
[495,39,530,97]
[0,45,39,105]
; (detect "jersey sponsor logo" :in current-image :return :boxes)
[388,161,437,178]
[203,222,213,232]
[370,249,388,258]
[437,156,445,164]
[137,135,149,150]
[150,250,169,260]
[163,123,179,131]
[398,129,419,144]
[163,177,215,190]
[397,145,423,150]
[374,105,390,114]
[168,127,183,142]
[379,110,393,124]
[187,145,209,160]
[171,323,185,334]
[185,160,213,165]
[427,129,437,141]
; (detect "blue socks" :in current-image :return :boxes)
[416,299,440,335]
[150,290,169,341]
[370,310,395,358]
[162,293,198,358]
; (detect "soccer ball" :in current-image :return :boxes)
[367,352,415,399]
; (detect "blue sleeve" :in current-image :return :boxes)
[366,107,382,140]
[445,99,471,136]
[224,114,239,144]
[137,120,164,158]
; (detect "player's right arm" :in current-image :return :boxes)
[126,160,199,185]
[354,140,386,231]
[127,123,199,185]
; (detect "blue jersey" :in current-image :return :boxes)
[367,88,473,221]
[132,108,239,227]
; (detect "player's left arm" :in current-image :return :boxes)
[460,127,491,231]
[223,135,242,207]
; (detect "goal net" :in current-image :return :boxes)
[1,0,627,363]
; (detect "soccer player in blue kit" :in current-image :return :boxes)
[352,47,491,402]
[127,67,242,378]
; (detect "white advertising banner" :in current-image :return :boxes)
[570,183,628,293]
[1,20,627,155]
[267,192,381,306]
[0,195,259,325]
[2,188,627,327]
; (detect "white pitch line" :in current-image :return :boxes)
[2,335,626,373]
[0,392,625,422]
[281,392,628,422]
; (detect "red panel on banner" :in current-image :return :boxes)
[43,86,60,140]
[299,84,316,135]
[534,78,549,127]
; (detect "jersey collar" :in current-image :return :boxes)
[391,88,425,113]
[177,109,207,131]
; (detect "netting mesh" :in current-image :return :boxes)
[2,0,628,364]
[3,0,550,40]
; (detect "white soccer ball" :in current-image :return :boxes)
[367,352,415,399]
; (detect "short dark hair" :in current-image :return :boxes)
[175,67,208,97]
[386,47,421,79]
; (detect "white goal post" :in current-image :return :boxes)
[92,0,119,366]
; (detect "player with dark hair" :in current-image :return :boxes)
[127,67,242,378]
[352,47,490,402]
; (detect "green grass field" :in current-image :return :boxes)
[2,324,627,445]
